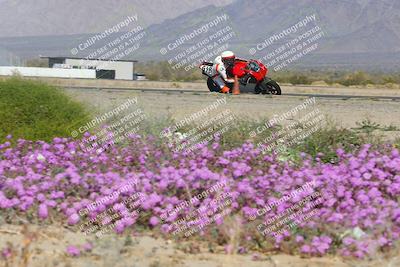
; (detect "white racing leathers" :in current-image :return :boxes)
[211,56,234,89]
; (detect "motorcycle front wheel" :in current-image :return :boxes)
[257,78,281,95]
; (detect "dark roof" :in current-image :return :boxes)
[40,56,138,63]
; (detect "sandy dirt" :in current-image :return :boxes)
[1,224,398,267]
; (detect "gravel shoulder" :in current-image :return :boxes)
[63,87,400,140]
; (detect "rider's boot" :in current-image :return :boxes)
[220,86,230,93]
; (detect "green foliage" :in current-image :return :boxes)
[395,137,400,150]
[272,71,313,85]
[219,119,264,148]
[138,115,388,164]
[294,126,364,163]
[286,74,312,85]
[339,71,373,86]
[354,118,382,134]
[382,75,398,84]
[0,77,89,143]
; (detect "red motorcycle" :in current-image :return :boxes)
[200,59,281,95]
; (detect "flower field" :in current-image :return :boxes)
[1,133,399,259]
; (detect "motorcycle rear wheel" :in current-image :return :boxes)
[207,77,221,92]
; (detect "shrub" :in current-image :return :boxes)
[0,77,89,143]
[287,74,312,85]
[294,126,364,163]
[339,71,373,86]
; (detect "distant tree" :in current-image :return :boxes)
[26,58,48,68]
[136,61,203,81]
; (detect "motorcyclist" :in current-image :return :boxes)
[211,51,240,95]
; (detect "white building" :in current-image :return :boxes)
[0,66,95,79]
[43,56,138,80]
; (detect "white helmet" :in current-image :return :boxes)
[221,51,235,66]
[221,51,235,59]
